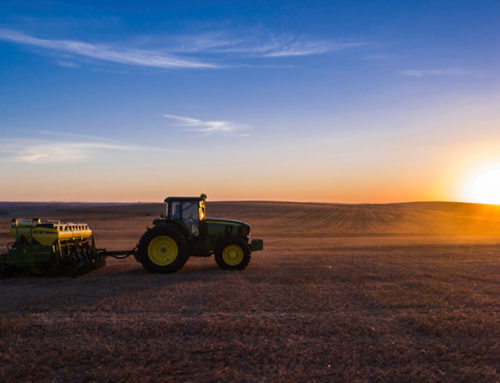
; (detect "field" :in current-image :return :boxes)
[0,201,499,382]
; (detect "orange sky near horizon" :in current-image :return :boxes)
[1,151,497,204]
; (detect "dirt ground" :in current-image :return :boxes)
[0,201,499,382]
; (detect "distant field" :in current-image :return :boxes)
[0,201,499,382]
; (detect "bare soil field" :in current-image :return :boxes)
[0,201,499,382]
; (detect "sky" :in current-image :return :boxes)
[0,1,499,203]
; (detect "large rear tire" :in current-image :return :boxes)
[215,237,251,270]
[138,225,188,273]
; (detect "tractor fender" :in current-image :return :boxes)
[152,220,190,239]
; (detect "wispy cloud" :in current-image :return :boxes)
[399,68,475,77]
[164,113,246,134]
[0,134,158,164]
[260,40,363,58]
[0,27,366,70]
[0,29,217,69]
[171,31,364,58]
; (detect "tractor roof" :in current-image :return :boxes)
[164,194,207,203]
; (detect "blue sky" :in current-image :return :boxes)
[0,1,499,202]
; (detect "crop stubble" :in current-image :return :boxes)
[0,201,498,382]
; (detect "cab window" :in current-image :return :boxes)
[170,201,181,219]
[181,201,199,236]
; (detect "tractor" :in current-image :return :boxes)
[134,194,263,273]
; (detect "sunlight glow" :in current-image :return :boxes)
[463,166,500,205]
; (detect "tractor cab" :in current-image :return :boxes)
[164,194,207,237]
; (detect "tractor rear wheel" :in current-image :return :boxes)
[138,225,188,273]
[215,237,251,270]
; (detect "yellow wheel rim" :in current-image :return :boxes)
[222,244,244,266]
[147,236,178,266]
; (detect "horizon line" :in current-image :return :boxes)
[0,199,497,207]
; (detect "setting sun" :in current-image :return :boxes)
[463,166,500,205]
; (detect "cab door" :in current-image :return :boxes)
[180,201,200,237]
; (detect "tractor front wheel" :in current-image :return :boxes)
[138,226,188,273]
[215,237,251,270]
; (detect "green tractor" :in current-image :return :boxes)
[134,194,263,273]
